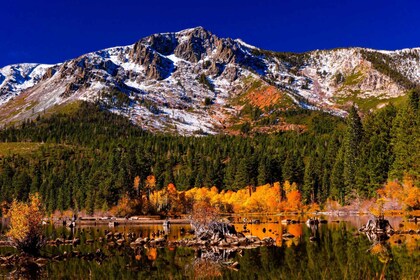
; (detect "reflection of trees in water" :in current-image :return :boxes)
[190,248,238,278]
[361,217,395,277]
[3,222,418,279]
[10,265,43,280]
[307,223,320,243]
[192,258,222,278]
[366,232,393,279]
[368,241,392,263]
[1,255,45,280]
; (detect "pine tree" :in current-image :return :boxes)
[390,90,420,182]
[234,158,251,189]
[282,155,295,183]
[358,105,397,196]
[257,158,268,186]
[303,158,316,203]
[343,106,363,196]
[331,147,345,203]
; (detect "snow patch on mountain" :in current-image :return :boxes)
[0,63,55,104]
[0,27,418,134]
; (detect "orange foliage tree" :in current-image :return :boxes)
[377,176,420,211]
[283,181,302,211]
[183,181,301,214]
[244,184,281,212]
[401,176,420,209]
[139,175,157,214]
[110,194,137,217]
[137,180,304,216]
[145,175,156,198]
[286,190,302,211]
[166,183,181,215]
[7,193,45,255]
[133,175,141,196]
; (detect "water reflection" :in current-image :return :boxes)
[307,221,320,243]
[190,248,239,278]
[363,230,393,280]
[1,216,419,279]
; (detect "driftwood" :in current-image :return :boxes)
[190,219,237,237]
[359,217,394,234]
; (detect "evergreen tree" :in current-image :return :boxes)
[330,147,345,203]
[257,158,268,186]
[0,100,417,213]
[303,158,316,203]
[358,105,397,196]
[390,90,420,182]
[343,106,363,196]
[234,157,251,189]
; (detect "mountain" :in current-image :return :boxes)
[0,27,419,135]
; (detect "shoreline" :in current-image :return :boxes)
[52,218,191,226]
[2,211,419,228]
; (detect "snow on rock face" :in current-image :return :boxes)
[295,47,418,107]
[387,48,420,81]
[0,63,55,104]
[0,27,418,134]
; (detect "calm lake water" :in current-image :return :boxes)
[1,215,419,279]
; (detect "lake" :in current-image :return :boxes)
[0,215,419,279]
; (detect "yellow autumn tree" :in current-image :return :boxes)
[377,176,420,211]
[282,181,302,211]
[283,180,293,194]
[150,184,180,215]
[401,176,420,210]
[7,193,45,255]
[145,175,156,198]
[244,184,271,212]
[110,194,136,217]
[267,182,282,212]
[286,190,302,211]
[133,176,141,196]
[369,197,386,217]
[225,188,246,212]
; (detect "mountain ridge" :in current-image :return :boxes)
[0,27,419,135]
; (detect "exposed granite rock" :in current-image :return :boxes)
[42,67,57,80]
[207,62,224,76]
[97,60,120,76]
[129,42,174,80]
[214,39,237,63]
[174,27,215,63]
[141,34,178,56]
[221,65,238,82]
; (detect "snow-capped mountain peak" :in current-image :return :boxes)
[0,27,418,135]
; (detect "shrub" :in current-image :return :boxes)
[204,97,213,106]
[7,193,45,255]
[190,200,220,235]
[240,122,251,134]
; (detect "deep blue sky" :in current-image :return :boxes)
[1,0,419,67]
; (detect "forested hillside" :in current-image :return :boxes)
[0,89,418,214]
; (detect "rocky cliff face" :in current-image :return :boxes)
[0,27,418,134]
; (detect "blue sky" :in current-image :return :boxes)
[1,0,419,67]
